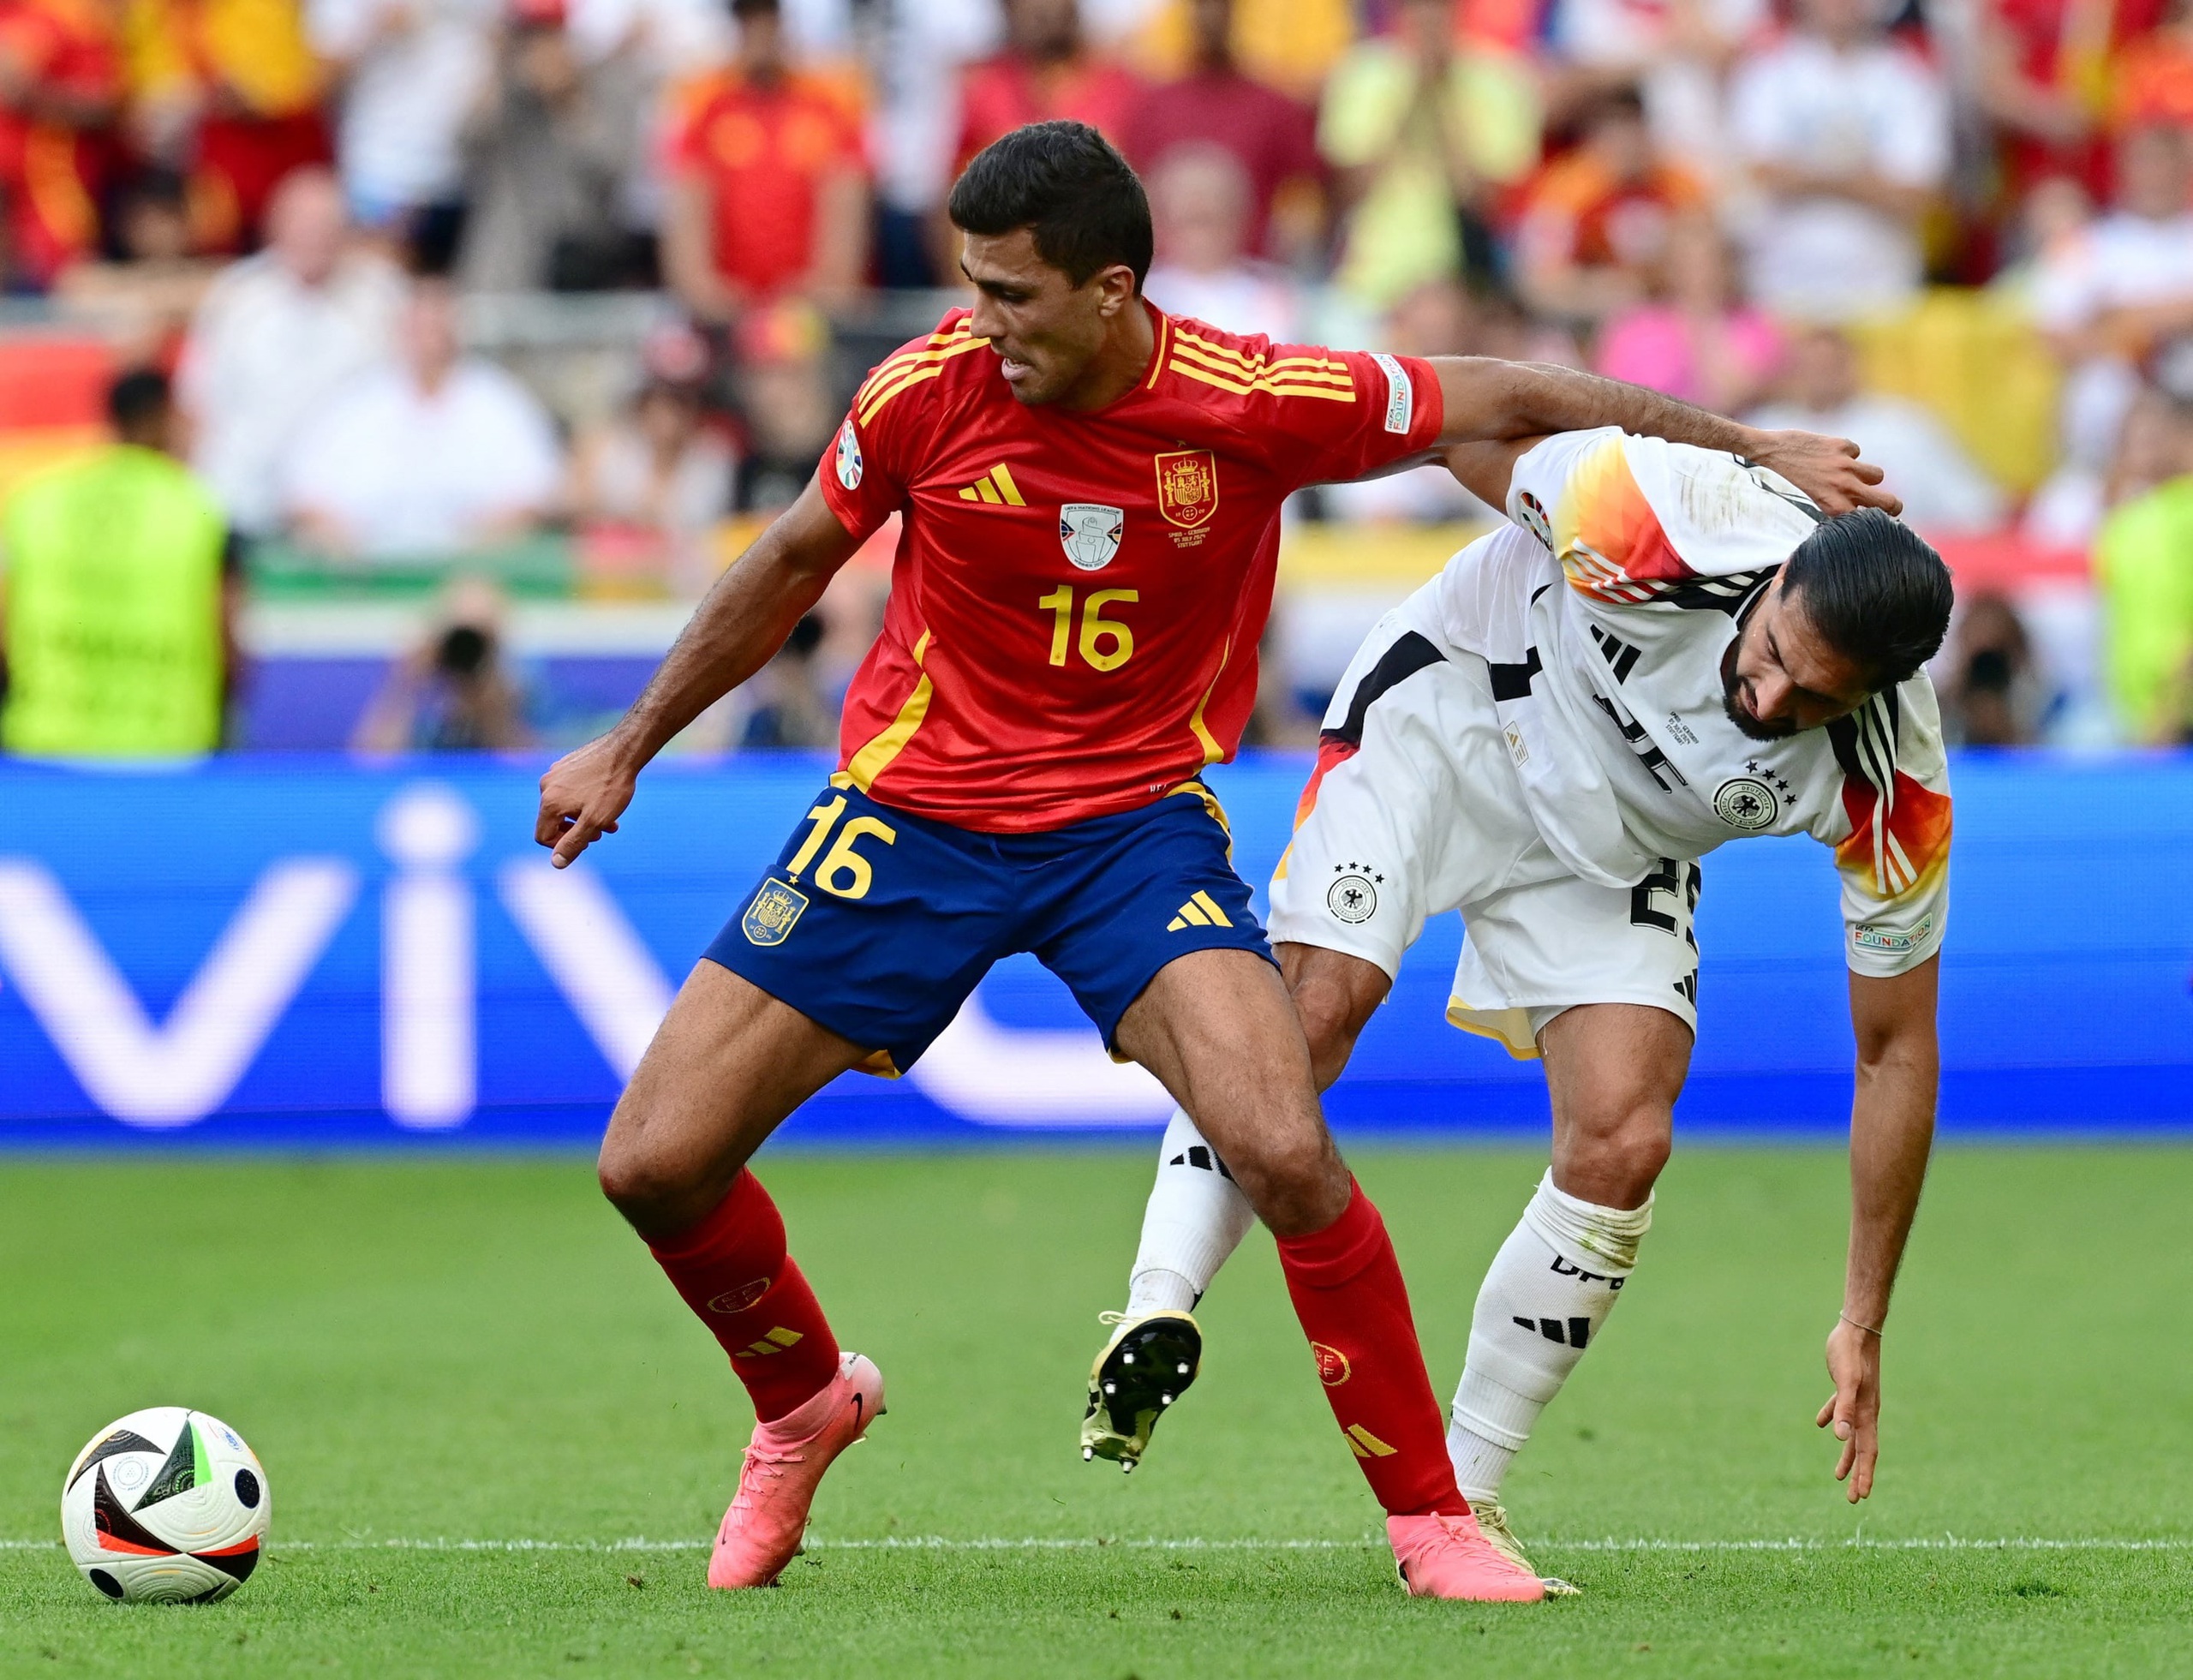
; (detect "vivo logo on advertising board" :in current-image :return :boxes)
[0,781,1173,1134]
[3,757,2190,1140]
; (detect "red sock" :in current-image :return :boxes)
[1276,1179,1467,1517]
[644,1169,841,1423]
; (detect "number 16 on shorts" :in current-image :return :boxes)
[742,789,900,947]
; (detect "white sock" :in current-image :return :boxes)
[1447,1169,1652,1503]
[1124,1109,1258,1317]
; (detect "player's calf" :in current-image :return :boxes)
[1448,1169,1655,1509]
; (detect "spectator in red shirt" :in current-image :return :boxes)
[0,0,120,288]
[1119,0,1323,262]
[949,0,1143,181]
[2112,0,2193,129]
[1979,0,2166,201]
[1515,85,1707,325]
[662,0,868,324]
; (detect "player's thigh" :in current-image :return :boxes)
[1276,942,1393,1091]
[1270,612,1536,1064]
[1114,946,1347,1237]
[1539,1002,1692,1208]
[1021,789,1346,1234]
[702,779,1009,1075]
[600,960,870,1234]
[1452,858,1702,1205]
[607,780,1010,1230]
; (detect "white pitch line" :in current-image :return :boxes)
[9,1536,2193,1554]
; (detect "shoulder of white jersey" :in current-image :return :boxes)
[1825,687,1903,795]
[1825,671,1946,799]
[852,309,991,431]
[1150,312,1364,410]
[1620,433,1826,565]
[1524,430,1805,613]
[1823,673,1953,900]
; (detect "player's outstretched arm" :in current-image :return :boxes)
[1817,955,1940,1502]
[534,477,863,867]
[1428,357,1903,517]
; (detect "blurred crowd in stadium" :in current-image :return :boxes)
[3,0,2193,753]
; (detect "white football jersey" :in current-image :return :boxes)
[1426,427,1951,978]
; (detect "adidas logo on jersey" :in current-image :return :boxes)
[957,464,1027,505]
[1167,891,1233,930]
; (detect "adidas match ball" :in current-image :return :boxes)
[61,1408,270,1603]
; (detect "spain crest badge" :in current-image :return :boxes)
[741,876,810,947]
[1154,448,1218,529]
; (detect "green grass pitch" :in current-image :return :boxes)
[4,1146,2193,1678]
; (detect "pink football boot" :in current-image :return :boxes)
[707,1351,886,1589]
[1386,1513,1549,1602]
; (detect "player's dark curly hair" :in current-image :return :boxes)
[1781,508,1954,691]
[948,120,1153,292]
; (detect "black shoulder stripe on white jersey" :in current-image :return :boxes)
[1736,460,1827,524]
[1489,646,1544,702]
[1327,630,1445,749]
[1588,625,1641,683]
[1829,694,1902,797]
[1826,697,1887,790]
[1590,691,1688,791]
[1639,566,1778,615]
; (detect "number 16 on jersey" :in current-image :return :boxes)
[1040,586,1138,673]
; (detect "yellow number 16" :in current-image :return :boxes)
[786,795,897,900]
[1039,585,1138,673]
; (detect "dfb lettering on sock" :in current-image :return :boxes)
[1449,1170,1652,1503]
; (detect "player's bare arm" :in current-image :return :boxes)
[1819,954,1940,1503]
[533,480,861,868]
[1430,359,1903,518]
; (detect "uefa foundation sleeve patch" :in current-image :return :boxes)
[1370,353,1413,435]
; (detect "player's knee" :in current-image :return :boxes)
[596,1137,701,1230]
[1557,1102,1672,1208]
[1223,1126,1343,1231]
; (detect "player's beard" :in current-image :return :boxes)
[1720,641,1796,741]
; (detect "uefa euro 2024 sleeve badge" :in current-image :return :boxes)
[834,421,863,490]
[1059,504,1124,571]
[742,876,810,946]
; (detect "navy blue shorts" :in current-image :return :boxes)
[702,779,1272,1074]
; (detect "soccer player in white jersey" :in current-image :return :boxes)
[1079,426,1954,1593]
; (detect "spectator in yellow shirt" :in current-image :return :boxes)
[1318,0,1539,311]
[125,0,331,250]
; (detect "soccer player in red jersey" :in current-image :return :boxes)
[535,121,1894,1600]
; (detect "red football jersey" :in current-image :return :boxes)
[818,305,1443,831]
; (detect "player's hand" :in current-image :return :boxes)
[1747,430,1903,518]
[1816,1317,1883,1502]
[535,732,639,869]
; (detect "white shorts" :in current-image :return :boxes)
[1267,595,1702,1059]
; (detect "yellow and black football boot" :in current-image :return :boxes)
[1079,1310,1202,1472]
